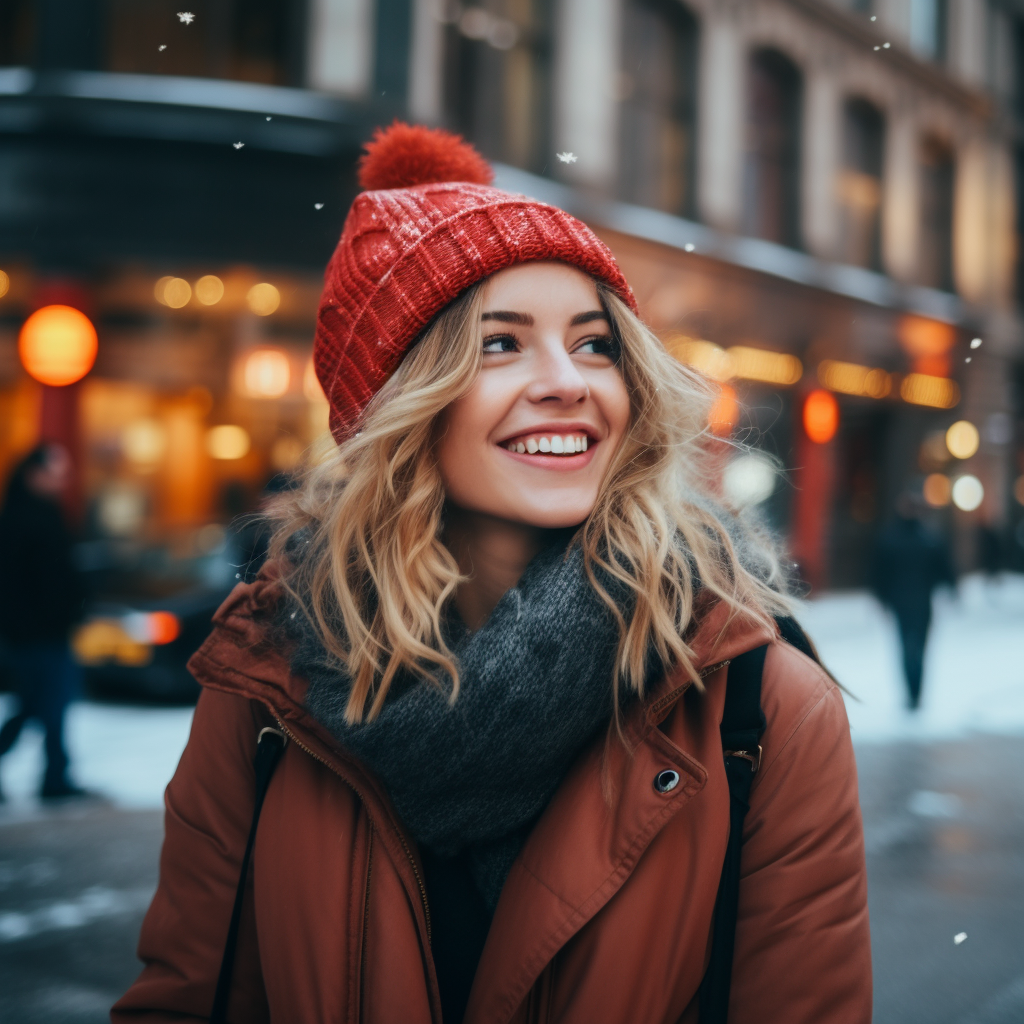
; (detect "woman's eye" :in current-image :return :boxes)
[482,334,519,354]
[575,335,619,357]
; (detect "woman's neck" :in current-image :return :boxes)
[444,508,548,630]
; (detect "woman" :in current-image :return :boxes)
[114,124,870,1023]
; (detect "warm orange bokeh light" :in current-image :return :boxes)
[149,611,181,645]
[19,305,98,386]
[709,384,738,436]
[803,389,839,444]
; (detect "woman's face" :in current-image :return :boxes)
[437,262,631,529]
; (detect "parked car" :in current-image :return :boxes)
[72,524,255,702]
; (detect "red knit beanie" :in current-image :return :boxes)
[314,122,638,440]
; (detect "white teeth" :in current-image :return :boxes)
[506,434,589,455]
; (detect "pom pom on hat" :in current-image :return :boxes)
[357,121,494,191]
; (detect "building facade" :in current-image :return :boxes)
[1,0,1022,588]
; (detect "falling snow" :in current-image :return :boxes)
[158,44,167,51]
[954,932,968,945]
[314,203,324,210]
[232,141,244,149]
[556,152,578,164]
[177,11,195,24]
[970,337,982,348]
[684,243,695,252]
[266,116,272,121]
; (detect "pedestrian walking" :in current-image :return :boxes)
[114,124,871,1024]
[873,492,956,710]
[0,443,87,800]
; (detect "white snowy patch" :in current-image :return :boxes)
[177,12,194,24]
[0,886,153,942]
[556,152,578,164]
[794,573,1024,744]
[0,698,193,810]
[907,790,961,819]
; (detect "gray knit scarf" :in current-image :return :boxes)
[287,534,644,911]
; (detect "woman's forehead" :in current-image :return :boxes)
[480,262,600,311]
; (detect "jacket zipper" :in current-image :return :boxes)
[270,713,432,941]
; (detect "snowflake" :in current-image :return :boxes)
[158,44,167,51]
[265,116,272,121]
[232,141,245,149]
[684,243,695,252]
[314,203,324,210]
[177,12,195,24]
[953,932,967,945]
[970,337,982,349]
[555,152,578,164]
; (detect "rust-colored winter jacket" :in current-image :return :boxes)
[112,576,871,1023]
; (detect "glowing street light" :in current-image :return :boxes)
[19,305,98,386]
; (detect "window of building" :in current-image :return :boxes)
[442,1,554,174]
[742,48,802,248]
[837,98,884,270]
[106,0,301,86]
[909,0,948,62]
[919,136,955,291]
[617,0,699,217]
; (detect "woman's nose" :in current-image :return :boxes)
[525,344,589,405]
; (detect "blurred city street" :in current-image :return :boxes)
[1,577,1022,1023]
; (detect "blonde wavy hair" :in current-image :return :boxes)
[268,276,791,724]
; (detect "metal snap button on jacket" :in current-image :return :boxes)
[653,769,680,793]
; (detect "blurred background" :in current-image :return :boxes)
[0,0,1022,1021]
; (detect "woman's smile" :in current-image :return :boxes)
[498,423,597,467]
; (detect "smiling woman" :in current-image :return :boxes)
[114,124,871,1024]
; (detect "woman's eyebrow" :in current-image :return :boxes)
[569,310,609,326]
[481,310,533,325]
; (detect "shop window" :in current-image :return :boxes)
[742,48,802,249]
[0,0,35,66]
[909,0,947,62]
[919,136,955,292]
[837,97,884,270]
[442,1,554,174]
[106,0,300,85]
[617,0,699,217]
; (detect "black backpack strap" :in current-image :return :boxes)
[210,726,287,1024]
[699,643,768,1024]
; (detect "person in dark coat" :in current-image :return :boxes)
[872,492,956,709]
[0,443,87,799]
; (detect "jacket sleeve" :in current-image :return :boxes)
[728,647,872,1023]
[111,688,272,1024]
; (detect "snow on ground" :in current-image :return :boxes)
[794,572,1024,745]
[0,700,194,812]
[0,573,1020,811]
